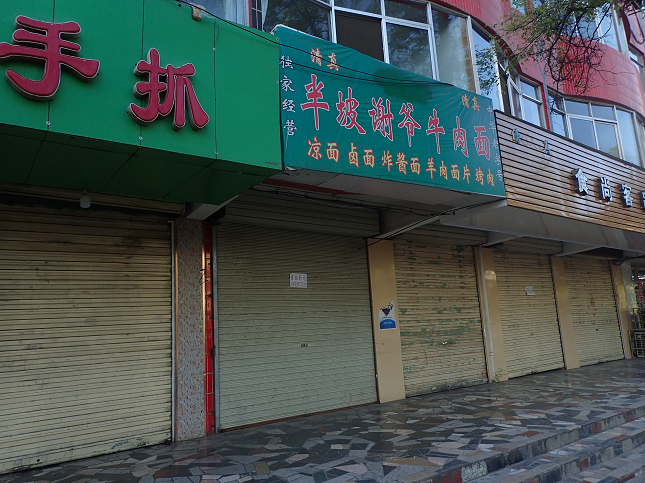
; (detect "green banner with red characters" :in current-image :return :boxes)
[275,25,505,197]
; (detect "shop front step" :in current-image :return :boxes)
[453,416,645,483]
[559,441,645,483]
[419,405,645,483]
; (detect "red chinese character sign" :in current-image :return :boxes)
[128,48,209,131]
[0,16,99,100]
[277,26,504,197]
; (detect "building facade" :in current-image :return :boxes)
[1,0,645,474]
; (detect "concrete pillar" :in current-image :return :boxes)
[367,239,406,403]
[550,256,580,369]
[612,263,634,359]
[474,247,508,382]
[174,218,206,441]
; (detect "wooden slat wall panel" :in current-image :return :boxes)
[493,250,564,379]
[217,223,376,429]
[496,112,645,234]
[222,191,380,237]
[0,205,172,474]
[564,256,624,366]
[394,236,487,397]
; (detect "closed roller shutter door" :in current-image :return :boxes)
[394,235,487,397]
[564,256,624,366]
[217,223,377,429]
[494,250,564,378]
[0,205,172,474]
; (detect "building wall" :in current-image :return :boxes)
[174,218,206,441]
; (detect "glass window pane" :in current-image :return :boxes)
[384,0,427,23]
[599,8,618,49]
[551,112,567,136]
[336,12,384,60]
[595,122,620,157]
[591,104,615,120]
[616,109,641,165]
[386,23,432,77]
[565,99,590,116]
[570,118,596,148]
[578,15,599,40]
[522,98,542,126]
[510,83,522,117]
[548,92,565,112]
[471,28,499,109]
[335,0,381,14]
[520,80,538,99]
[264,0,331,40]
[187,0,236,20]
[512,0,526,13]
[432,10,476,92]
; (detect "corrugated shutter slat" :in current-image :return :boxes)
[0,206,171,474]
[394,236,487,397]
[217,223,377,429]
[564,256,624,366]
[493,250,564,379]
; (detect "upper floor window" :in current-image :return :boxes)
[471,25,502,111]
[569,6,626,51]
[548,95,644,166]
[185,0,238,21]
[508,75,544,127]
[260,0,479,93]
[630,48,645,89]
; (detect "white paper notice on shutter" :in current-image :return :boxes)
[290,273,307,288]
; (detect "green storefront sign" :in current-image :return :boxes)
[0,0,281,205]
[276,26,505,197]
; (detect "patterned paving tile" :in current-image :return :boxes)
[4,359,645,483]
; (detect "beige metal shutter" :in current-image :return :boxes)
[0,205,172,474]
[564,256,624,366]
[493,250,564,378]
[217,223,376,429]
[394,236,487,397]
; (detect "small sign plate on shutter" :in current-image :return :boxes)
[525,285,535,296]
[290,273,307,288]
[379,301,397,330]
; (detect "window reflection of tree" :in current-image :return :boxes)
[384,0,427,23]
[433,11,475,91]
[386,24,433,79]
[263,0,331,40]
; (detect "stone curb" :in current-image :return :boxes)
[465,417,645,483]
[419,405,645,483]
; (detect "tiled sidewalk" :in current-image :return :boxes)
[4,359,645,483]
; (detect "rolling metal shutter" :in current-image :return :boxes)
[564,256,624,366]
[216,223,377,430]
[0,205,172,474]
[393,231,487,397]
[493,249,564,379]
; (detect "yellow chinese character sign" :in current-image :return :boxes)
[277,26,505,197]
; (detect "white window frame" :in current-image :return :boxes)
[264,0,482,91]
[470,22,504,101]
[630,48,645,90]
[573,7,626,51]
[547,91,568,137]
[554,99,645,165]
[508,74,544,127]
[329,0,439,79]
